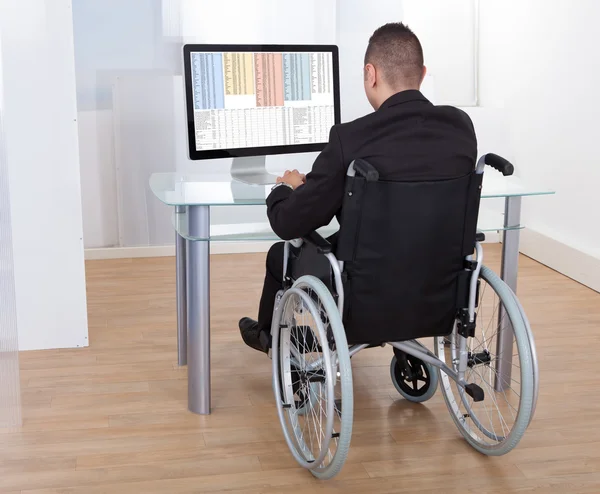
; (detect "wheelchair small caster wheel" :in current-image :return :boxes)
[390,352,438,403]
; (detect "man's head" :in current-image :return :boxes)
[364,22,426,110]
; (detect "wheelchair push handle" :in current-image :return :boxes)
[483,153,515,176]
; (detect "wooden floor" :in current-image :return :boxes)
[3,244,600,493]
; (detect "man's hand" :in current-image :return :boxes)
[276,169,306,190]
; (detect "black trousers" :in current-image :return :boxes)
[257,235,338,334]
[257,242,286,334]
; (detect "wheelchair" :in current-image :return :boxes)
[269,154,539,479]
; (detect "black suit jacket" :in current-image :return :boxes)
[266,90,478,240]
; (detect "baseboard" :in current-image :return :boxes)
[85,233,503,260]
[84,241,277,260]
[84,230,600,292]
[520,229,600,293]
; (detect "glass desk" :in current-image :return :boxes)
[150,172,555,415]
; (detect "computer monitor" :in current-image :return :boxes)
[183,44,340,184]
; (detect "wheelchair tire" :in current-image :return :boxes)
[390,354,438,403]
[435,265,535,456]
[271,275,353,480]
[505,284,539,426]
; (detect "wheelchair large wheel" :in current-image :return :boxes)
[435,265,535,456]
[271,275,353,480]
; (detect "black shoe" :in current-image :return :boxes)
[239,317,269,353]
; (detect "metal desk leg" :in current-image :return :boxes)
[495,196,521,392]
[175,206,187,366]
[187,205,211,414]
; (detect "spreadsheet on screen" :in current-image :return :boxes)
[190,51,335,151]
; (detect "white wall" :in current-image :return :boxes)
[0,0,89,350]
[479,1,600,266]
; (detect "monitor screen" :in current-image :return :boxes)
[183,44,340,160]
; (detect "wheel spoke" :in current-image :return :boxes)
[434,266,534,454]
[273,278,353,478]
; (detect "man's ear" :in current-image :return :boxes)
[364,63,377,88]
[419,66,427,86]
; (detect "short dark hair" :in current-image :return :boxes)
[364,22,424,88]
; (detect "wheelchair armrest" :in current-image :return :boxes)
[302,231,333,254]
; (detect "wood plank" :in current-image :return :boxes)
[3,455,260,492]
[6,245,600,493]
[20,468,312,494]
[0,455,76,475]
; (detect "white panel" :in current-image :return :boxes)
[0,0,88,350]
[78,110,119,248]
[77,0,337,248]
[112,1,337,247]
[162,0,183,38]
[113,74,178,247]
[336,0,404,122]
[403,0,477,106]
[0,36,22,427]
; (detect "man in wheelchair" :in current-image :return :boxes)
[239,22,477,351]
[237,22,537,480]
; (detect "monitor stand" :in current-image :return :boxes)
[230,156,278,185]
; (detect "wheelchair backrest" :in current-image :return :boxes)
[336,160,483,345]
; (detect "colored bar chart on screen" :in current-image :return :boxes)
[254,53,284,107]
[283,53,311,101]
[190,50,335,151]
[224,53,255,95]
[191,53,225,110]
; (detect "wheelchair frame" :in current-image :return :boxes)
[281,162,487,400]
[270,154,538,478]
[281,241,484,389]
